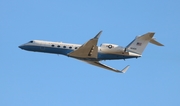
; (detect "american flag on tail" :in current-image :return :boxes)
[136,42,142,46]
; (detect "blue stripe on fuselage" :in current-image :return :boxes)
[21,45,137,60]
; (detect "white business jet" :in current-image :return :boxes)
[19,31,163,73]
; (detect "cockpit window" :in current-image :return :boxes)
[29,41,33,43]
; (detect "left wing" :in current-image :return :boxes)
[68,31,102,59]
[83,61,130,73]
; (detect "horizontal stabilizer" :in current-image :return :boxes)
[150,38,164,46]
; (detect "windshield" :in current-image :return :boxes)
[29,41,33,43]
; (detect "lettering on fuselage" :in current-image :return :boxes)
[130,47,137,50]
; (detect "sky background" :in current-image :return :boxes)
[1,0,180,106]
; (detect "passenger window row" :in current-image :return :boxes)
[51,44,78,49]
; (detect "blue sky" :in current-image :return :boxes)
[1,0,180,106]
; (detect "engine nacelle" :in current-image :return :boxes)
[100,43,125,53]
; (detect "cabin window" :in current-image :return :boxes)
[63,46,66,48]
[69,47,72,49]
[52,45,54,47]
[75,47,78,49]
[57,45,60,47]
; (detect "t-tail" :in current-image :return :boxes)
[126,32,164,55]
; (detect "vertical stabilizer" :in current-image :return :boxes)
[126,32,155,55]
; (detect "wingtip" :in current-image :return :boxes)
[94,30,103,39]
[120,65,130,73]
[159,44,164,46]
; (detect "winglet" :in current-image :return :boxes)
[118,65,130,73]
[94,30,102,39]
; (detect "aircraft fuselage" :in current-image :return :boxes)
[19,40,140,61]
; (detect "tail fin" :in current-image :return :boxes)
[126,32,163,55]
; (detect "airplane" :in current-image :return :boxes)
[19,31,164,73]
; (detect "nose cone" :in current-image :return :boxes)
[19,45,22,49]
[19,45,25,49]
